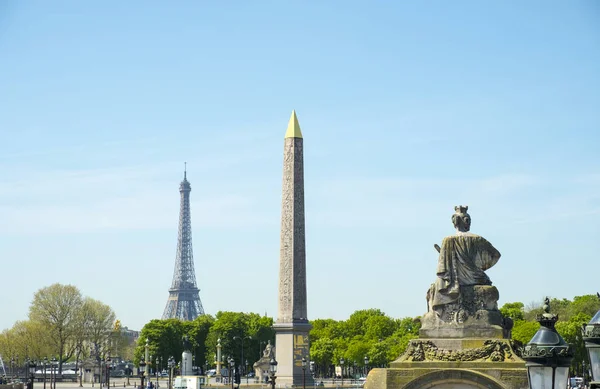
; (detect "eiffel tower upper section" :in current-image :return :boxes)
[162,168,205,321]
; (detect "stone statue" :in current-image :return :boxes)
[421,206,507,339]
[428,205,501,311]
[183,335,192,351]
[263,340,274,358]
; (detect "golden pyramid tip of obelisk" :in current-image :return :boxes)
[284,110,303,139]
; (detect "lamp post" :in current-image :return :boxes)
[155,357,160,389]
[100,358,105,389]
[28,359,36,389]
[228,358,235,389]
[106,358,112,389]
[522,298,574,389]
[216,339,222,383]
[126,364,130,386]
[42,358,47,389]
[301,358,307,389]
[51,357,57,389]
[268,358,277,389]
[363,356,369,377]
[233,336,251,379]
[145,339,150,380]
[339,358,344,388]
[583,296,600,389]
[167,357,175,389]
[139,358,146,389]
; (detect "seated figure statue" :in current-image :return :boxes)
[421,206,508,339]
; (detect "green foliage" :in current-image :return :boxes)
[28,283,84,370]
[511,320,540,345]
[556,312,592,376]
[204,312,273,369]
[500,302,524,321]
[310,337,335,367]
[0,283,119,373]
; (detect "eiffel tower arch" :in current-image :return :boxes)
[162,167,205,321]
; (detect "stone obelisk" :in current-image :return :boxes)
[273,110,313,387]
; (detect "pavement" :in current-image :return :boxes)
[28,378,361,389]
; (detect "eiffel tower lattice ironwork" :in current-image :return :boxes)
[162,167,205,320]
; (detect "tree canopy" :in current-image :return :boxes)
[0,283,122,373]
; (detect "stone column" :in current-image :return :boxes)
[273,110,314,387]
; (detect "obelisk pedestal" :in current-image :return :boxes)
[273,111,314,387]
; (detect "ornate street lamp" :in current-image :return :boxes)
[167,357,175,389]
[42,357,48,389]
[522,298,574,389]
[228,358,235,389]
[582,296,600,389]
[27,359,37,389]
[364,356,369,377]
[139,358,147,389]
[155,357,160,389]
[301,357,307,389]
[51,357,57,389]
[268,358,277,389]
[106,357,111,389]
[340,358,345,388]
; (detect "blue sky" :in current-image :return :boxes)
[0,1,599,332]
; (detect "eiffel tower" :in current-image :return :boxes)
[162,166,205,321]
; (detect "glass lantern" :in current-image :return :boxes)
[522,298,574,389]
[583,303,600,385]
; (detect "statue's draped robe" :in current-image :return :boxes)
[431,234,501,310]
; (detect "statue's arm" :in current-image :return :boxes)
[434,244,441,253]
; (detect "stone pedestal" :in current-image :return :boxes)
[274,322,315,387]
[421,285,510,339]
[365,339,528,389]
[182,351,193,376]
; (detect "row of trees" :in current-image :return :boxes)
[132,309,418,378]
[133,312,274,373]
[310,309,419,377]
[2,285,596,378]
[133,295,599,378]
[0,283,128,373]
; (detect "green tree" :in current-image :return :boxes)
[136,319,188,366]
[569,295,600,319]
[511,320,540,345]
[500,302,524,321]
[189,315,215,370]
[29,283,84,372]
[310,319,344,343]
[556,312,592,376]
[310,337,335,373]
[344,309,387,338]
[204,312,273,370]
[363,315,397,341]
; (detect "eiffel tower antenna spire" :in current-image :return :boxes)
[162,168,205,320]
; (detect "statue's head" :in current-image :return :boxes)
[452,205,471,232]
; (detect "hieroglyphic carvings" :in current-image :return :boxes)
[278,137,307,323]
